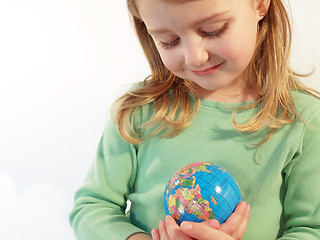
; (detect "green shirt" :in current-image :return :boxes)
[70,90,320,239]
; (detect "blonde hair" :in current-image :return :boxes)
[114,0,318,144]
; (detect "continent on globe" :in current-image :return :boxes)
[167,184,215,221]
[164,162,241,225]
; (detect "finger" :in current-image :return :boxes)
[202,219,220,229]
[159,220,170,240]
[220,201,250,239]
[219,201,248,236]
[180,221,232,240]
[151,229,160,240]
[165,215,193,240]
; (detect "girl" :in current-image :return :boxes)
[70,0,320,239]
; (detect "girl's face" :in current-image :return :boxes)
[137,0,264,101]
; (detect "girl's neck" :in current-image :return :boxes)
[197,86,258,103]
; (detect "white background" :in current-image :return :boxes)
[0,0,319,239]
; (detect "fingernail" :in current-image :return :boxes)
[151,229,156,239]
[246,203,251,212]
[159,220,164,228]
[181,221,192,230]
[238,201,247,212]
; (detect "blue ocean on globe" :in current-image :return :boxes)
[164,162,241,225]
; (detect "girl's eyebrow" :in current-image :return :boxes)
[147,10,230,35]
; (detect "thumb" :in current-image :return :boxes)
[180,221,226,240]
[202,219,220,229]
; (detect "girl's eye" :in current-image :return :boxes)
[158,23,227,50]
[160,38,180,50]
[201,23,227,38]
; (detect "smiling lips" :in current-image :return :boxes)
[191,62,225,76]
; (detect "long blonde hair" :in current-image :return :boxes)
[114,0,318,144]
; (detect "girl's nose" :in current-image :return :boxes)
[183,41,209,67]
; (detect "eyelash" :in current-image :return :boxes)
[159,23,228,50]
[202,23,228,38]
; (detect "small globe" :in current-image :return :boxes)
[163,162,241,225]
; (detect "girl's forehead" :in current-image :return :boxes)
[136,0,243,5]
[158,0,254,4]
[161,0,201,3]
[136,0,238,17]
[136,0,240,31]
[136,0,242,11]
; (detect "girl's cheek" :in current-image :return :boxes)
[222,34,256,63]
[160,52,182,72]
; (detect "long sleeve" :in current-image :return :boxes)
[69,90,320,240]
[69,119,146,240]
[280,106,320,239]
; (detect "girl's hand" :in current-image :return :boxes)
[151,217,220,240]
[151,215,195,240]
[151,201,250,240]
[180,201,250,240]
